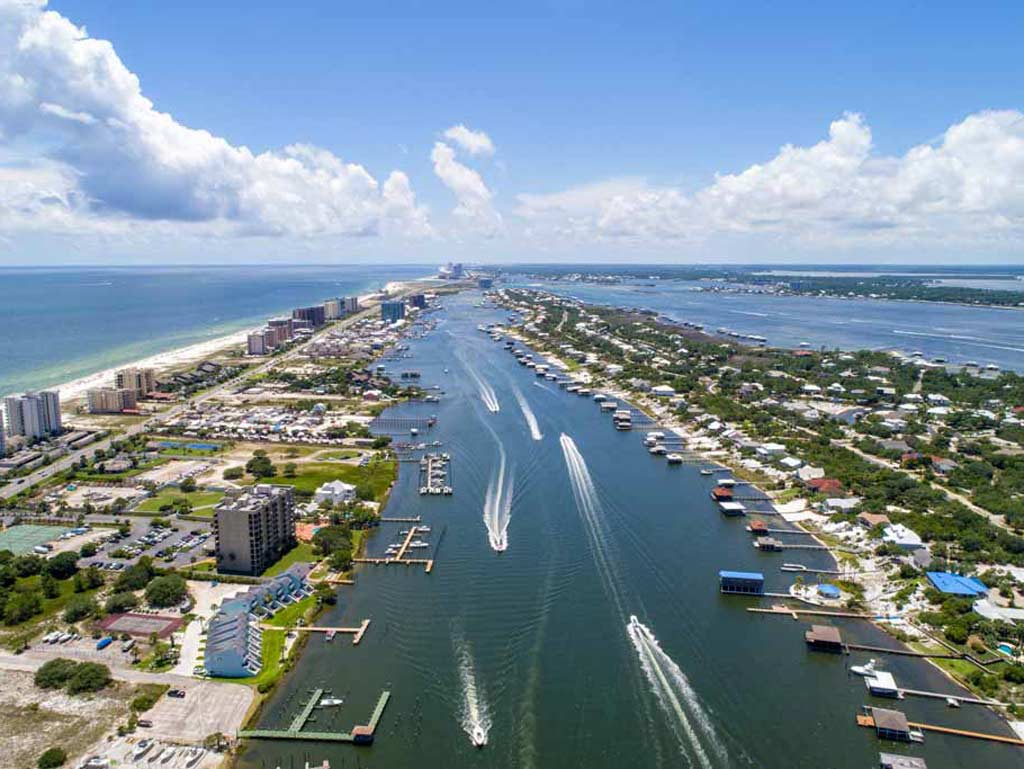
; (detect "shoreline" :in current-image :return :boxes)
[51,279,434,410]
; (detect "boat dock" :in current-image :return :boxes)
[240,690,391,744]
[353,556,434,573]
[857,712,1024,746]
[263,619,371,645]
[353,525,436,573]
[748,605,872,619]
[380,516,421,523]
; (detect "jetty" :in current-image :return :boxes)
[353,525,435,572]
[240,690,391,745]
[857,710,1024,746]
[263,619,371,645]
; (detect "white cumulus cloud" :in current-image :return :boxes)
[431,140,502,236]
[0,0,430,239]
[517,111,1024,246]
[442,124,495,157]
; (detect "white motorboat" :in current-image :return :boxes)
[850,659,878,677]
[157,747,176,764]
[666,454,683,464]
[699,468,713,476]
[946,697,961,708]
[471,724,487,748]
[319,696,345,707]
[184,748,206,767]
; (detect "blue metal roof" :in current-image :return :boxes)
[719,570,764,581]
[926,571,987,596]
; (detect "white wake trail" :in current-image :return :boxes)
[513,385,543,440]
[627,616,727,768]
[457,639,491,747]
[559,433,623,613]
[482,444,514,552]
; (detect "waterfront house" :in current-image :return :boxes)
[882,524,924,550]
[805,477,844,496]
[869,708,915,742]
[925,571,987,596]
[857,512,891,529]
[718,570,764,595]
[804,624,843,653]
[314,479,357,505]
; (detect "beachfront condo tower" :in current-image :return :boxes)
[3,391,62,439]
[213,484,297,575]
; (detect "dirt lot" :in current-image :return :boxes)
[1,669,134,769]
[143,678,253,743]
[62,483,147,508]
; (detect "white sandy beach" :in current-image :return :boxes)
[55,280,436,407]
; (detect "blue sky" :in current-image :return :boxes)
[2,0,1023,264]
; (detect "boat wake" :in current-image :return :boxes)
[627,616,727,768]
[457,640,491,748]
[483,444,514,551]
[512,385,543,440]
[559,433,623,612]
[470,367,500,412]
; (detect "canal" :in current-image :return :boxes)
[237,290,1023,769]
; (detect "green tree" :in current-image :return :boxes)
[66,662,111,694]
[283,462,297,478]
[44,552,78,580]
[40,573,60,599]
[245,453,276,479]
[34,658,78,689]
[63,594,97,622]
[79,542,98,558]
[179,476,197,493]
[144,574,187,608]
[37,747,67,769]
[4,590,42,625]
[105,591,140,613]
[223,467,244,480]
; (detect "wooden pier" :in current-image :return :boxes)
[240,690,391,744]
[748,605,872,619]
[844,641,960,659]
[263,619,371,645]
[857,712,1024,746]
[353,556,434,573]
[380,516,421,523]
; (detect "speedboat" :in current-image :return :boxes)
[699,468,713,476]
[319,696,344,707]
[471,724,487,748]
[850,659,878,677]
[946,697,961,708]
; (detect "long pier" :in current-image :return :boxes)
[263,619,371,645]
[353,556,434,573]
[844,641,960,659]
[380,516,421,523]
[240,690,391,744]
[857,713,1024,746]
[748,606,873,619]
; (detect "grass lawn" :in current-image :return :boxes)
[255,459,396,501]
[211,628,286,689]
[320,450,362,461]
[135,489,224,513]
[265,595,317,628]
[263,543,317,577]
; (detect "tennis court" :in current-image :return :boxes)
[0,524,66,555]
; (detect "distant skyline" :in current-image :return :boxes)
[1,0,1023,265]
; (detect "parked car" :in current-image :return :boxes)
[167,689,186,699]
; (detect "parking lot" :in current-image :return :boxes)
[142,678,253,743]
[79,516,213,572]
